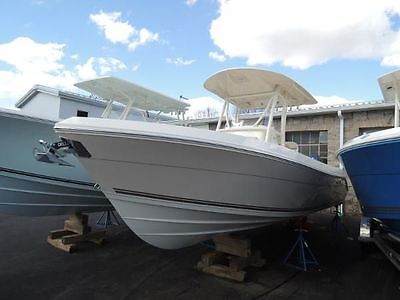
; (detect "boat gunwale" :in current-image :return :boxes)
[56,125,345,179]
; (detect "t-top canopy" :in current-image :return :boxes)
[75,77,189,113]
[378,70,400,102]
[203,68,317,108]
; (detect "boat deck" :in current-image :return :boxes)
[1,213,399,299]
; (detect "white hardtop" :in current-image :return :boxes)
[204,68,316,146]
[75,77,189,114]
[378,69,400,128]
[378,70,400,103]
[204,68,317,109]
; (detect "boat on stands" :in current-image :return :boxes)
[0,107,111,215]
[55,69,347,249]
[338,70,400,235]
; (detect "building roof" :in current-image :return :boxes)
[187,100,393,125]
[15,84,109,109]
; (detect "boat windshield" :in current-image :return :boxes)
[215,92,288,145]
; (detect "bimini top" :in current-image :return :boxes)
[378,70,400,102]
[75,77,189,113]
[204,68,317,109]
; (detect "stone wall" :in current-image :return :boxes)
[274,107,394,215]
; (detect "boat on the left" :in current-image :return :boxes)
[0,107,112,215]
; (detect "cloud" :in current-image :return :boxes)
[0,37,65,73]
[0,37,126,107]
[166,57,195,66]
[209,51,226,62]
[185,0,198,7]
[298,95,359,110]
[90,11,159,50]
[132,64,140,71]
[90,11,134,44]
[75,57,126,79]
[210,0,400,69]
[184,96,223,119]
[128,28,159,50]
[314,95,357,106]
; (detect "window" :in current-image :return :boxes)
[286,131,328,164]
[77,110,88,117]
[209,122,217,131]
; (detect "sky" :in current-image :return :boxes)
[1,0,400,118]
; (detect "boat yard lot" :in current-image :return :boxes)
[1,213,399,300]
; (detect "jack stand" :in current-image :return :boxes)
[331,204,349,235]
[284,227,319,272]
[96,210,120,228]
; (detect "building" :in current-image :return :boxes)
[15,84,108,120]
[14,84,173,121]
[187,100,396,215]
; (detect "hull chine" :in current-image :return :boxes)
[0,169,111,216]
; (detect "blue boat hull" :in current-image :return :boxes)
[339,138,400,232]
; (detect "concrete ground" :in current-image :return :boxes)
[0,212,399,300]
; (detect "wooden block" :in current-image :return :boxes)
[49,229,74,239]
[213,235,251,258]
[201,251,226,266]
[47,214,106,252]
[68,213,88,225]
[200,264,246,282]
[229,256,252,271]
[47,236,75,253]
[61,230,105,245]
[64,219,91,235]
[61,233,85,244]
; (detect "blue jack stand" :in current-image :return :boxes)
[283,228,319,271]
[96,210,120,228]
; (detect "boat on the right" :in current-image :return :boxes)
[338,70,400,235]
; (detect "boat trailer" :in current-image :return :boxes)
[359,217,400,271]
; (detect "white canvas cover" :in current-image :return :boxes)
[75,77,189,113]
[204,68,317,108]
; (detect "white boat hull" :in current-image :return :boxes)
[56,118,347,249]
[107,192,334,249]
